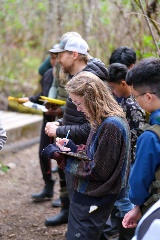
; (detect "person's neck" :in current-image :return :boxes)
[151,102,160,112]
[123,86,132,98]
[70,62,87,75]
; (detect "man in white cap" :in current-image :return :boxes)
[49,36,90,75]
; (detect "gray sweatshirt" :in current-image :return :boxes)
[0,118,7,150]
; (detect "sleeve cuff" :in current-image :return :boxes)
[57,118,63,126]
[66,140,78,152]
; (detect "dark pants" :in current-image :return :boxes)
[65,171,75,201]
[39,117,70,208]
[39,117,69,204]
[66,200,116,240]
[38,118,54,183]
[58,167,68,199]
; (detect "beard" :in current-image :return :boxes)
[60,63,73,74]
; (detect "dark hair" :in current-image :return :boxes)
[126,57,160,98]
[109,46,136,68]
[108,63,128,83]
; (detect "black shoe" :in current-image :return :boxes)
[51,166,58,173]
[45,209,69,226]
[32,181,54,202]
[99,233,119,240]
[52,197,61,208]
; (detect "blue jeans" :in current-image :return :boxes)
[114,185,134,217]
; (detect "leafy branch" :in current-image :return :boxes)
[134,0,160,56]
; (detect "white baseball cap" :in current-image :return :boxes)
[49,36,89,55]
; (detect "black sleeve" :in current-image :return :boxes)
[29,68,53,104]
[57,118,63,126]
[29,92,42,104]
[56,121,91,145]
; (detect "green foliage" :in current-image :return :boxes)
[122,0,131,6]
[0,0,46,93]
[1,47,41,85]
[136,34,157,58]
[100,1,109,14]
[37,2,46,11]
[0,162,9,173]
[23,56,40,70]
[71,2,81,11]
[0,0,159,101]
[99,16,110,25]
[1,166,9,172]
[143,35,155,48]
[8,101,42,115]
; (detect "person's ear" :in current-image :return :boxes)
[145,93,153,102]
[72,51,79,59]
[128,63,134,69]
[121,80,127,87]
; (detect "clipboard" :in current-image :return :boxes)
[59,151,91,161]
[40,96,66,105]
[8,96,28,103]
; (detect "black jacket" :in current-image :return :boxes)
[29,68,54,122]
[56,58,108,145]
[29,68,53,103]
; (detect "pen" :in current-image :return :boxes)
[62,130,70,149]
[65,129,70,139]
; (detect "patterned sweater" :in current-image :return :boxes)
[65,116,131,206]
[120,95,146,163]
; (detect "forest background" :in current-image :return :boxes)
[0,0,160,109]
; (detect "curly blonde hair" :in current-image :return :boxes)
[66,71,125,128]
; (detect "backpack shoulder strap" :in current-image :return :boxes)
[140,124,160,141]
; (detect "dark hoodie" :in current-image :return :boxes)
[56,58,108,144]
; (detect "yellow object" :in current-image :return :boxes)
[145,111,150,123]
[40,96,66,105]
[8,96,28,103]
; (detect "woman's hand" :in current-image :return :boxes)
[56,137,70,151]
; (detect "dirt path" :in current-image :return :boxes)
[0,143,66,240]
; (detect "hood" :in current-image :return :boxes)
[83,58,108,81]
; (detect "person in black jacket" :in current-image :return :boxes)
[44,35,109,226]
[31,33,84,222]
[19,52,63,202]
[32,32,90,227]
